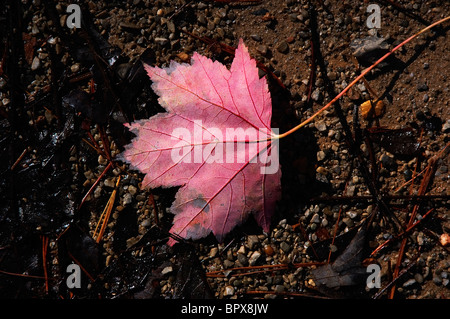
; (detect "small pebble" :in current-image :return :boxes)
[274,284,285,293]
[247,235,259,250]
[104,178,115,188]
[31,56,40,71]
[70,63,80,73]
[280,242,291,253]
[317,150,326,161]
[403,278,416,288]
[311,89,322,102]
[237,253,248,266]
[209,247,219,258]
[224,285,235,296]
[256,45,268,56]
[251,34,262,42]
[249,251,261,266]
[161,266,173,275]
[276,41,289,54]
[123,193,133,206]
[311,213,320,224]
[314,121,327,132]
[417,82,428,91]
[128,185,137,196]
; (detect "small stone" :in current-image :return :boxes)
[177,52,190,62]
[402,278,416,288]
[311,89,322,102]
[346,185,356,196]
[167,21,175,33]
[276,41,289,54]
[256,45,268,56]
[98,155,107,165]
[346,211,358,219]
[342,217,354,228]
[104,178,115,188]
[433,275,442,285]
[209,247,219,258]
[128,185,137,196]
[94,186,102,198]
[123,193,133,206]
[70,63,80,73]
[311,213,320,224]
[224,285,235,296]
[249,251,261,266]
[414,273,424,284]
[417,232,425,246]
[84,170,94,180]
[443,120,450,132]
[314,121,327,132]
[417,82,428,91]
[247,235,259,250]
[161,266,173,275]
[380,153,395,169]
[141,219,151,227]
[237,253,248,266]
[251,34,262,42]
[280,242,291,253]
[440,233,450,247]
[274,284,285,293]
[317,150,326,161]
[154,37,168,45]
[327,71,338,81]
[197,14,207,25]
[207,21,215,31]
[31,56,40,71]
[156,8,165,16]
[403,169,413,181]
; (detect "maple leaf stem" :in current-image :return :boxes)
[274,15,450,141]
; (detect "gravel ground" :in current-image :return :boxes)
[0,0,449,299]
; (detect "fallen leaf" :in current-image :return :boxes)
[121,40,281,245]
[312,226,368,289]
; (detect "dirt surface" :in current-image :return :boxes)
[0,0,449,300]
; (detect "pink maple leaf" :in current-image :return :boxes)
[120,40,281,245]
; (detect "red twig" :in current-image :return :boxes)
[41,235,49,293]
[67,251,95,282]
[79,161,113,209]
[388,145,444,298]
[370,208,434,257]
